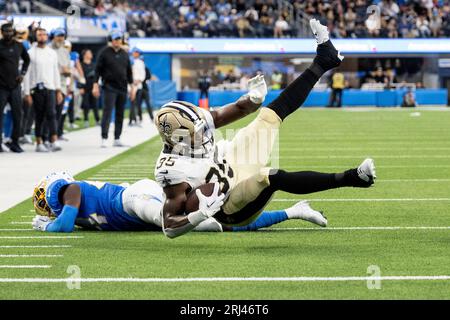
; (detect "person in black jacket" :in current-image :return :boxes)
[92,30,133,148]
[0,23,30,153]
[141,66,154,121]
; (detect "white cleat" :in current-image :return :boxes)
[35,143,49,153]
[101,139,108,148]
[285,200,327,227]
[310,18,329,45]
[357,158,377,185]
[113,139,126,147]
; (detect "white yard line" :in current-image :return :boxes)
[10,222,31,225]
[0,255,63,258]
[265,226,450,231]
[279,155,450,159]
[281,165,450,169]
[0,245,71,248]
[0,229,33,232]
[0,265,52,269]
[0,275,449,283]
[272,198,450,202]
[0,236,83,239]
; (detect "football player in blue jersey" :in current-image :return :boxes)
[31,172,327,233]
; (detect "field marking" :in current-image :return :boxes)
[89,178,450,183]
[279,155,450,159]
[0,275,449,283]
[0,265,52,269]
[281,165,450,169]
[0,229,33,232]
[280,147,450,151]
[265,226,450,231]
[0,236,83,239]
[10,222,31,225]
[379,179,450,182]
[0,255,63,258]
[0,245,71,248]
[20,216,33,218]
[273,198,450,202]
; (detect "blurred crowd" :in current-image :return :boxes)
[0,20,154,154]
[2,0,449,38]
[70,0,450,38]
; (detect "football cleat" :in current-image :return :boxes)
[285,200,328,227]
[357,158,376,185]
[310,19,344,71]
[310,18,329,45]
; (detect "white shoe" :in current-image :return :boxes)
[84,121,89,128]
[285,200,327,227]
[113,139,125,147]
[101,139,108,148]
[69,123,79,129]
[50,141,62,152]
[310,18,329,44]
[357,158,377,184]
[36,143,49,153]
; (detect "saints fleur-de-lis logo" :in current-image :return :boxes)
[159,115,172,135]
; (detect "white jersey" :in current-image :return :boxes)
[154,143,235,195]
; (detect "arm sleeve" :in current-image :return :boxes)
[20,43,30,76]
[45,205,78,233]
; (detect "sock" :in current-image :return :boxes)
[336,168,372,188]
[269,169,343,194]
[266,63,324,121]
[231,210,288,232]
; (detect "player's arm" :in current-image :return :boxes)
[32,184,81,233]
[210,75,267,128]
[162,182,224,239]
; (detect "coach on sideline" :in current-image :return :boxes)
[0,23,30,153]
[23,28,63,152]
[92,30,133,148]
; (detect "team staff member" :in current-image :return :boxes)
[23,28,63,152]
[50,28,71,140]
[92,30,133,148]
[327,69,345,108]
[0,23,30,153]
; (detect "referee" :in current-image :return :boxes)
[93,30,133,148]
[0,23,30,153]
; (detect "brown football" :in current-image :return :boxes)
[185,183,221,213]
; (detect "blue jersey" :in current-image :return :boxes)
[46,180,158,231]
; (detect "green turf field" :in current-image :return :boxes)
[1,107,450,299]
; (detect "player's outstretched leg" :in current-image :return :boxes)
[269,158,376,194]
[267,18,344,121]
[229,200,327,232]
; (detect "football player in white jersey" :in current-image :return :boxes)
[31,172,327,233]
[154,19,377,238]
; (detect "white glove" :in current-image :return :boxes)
[32,215,51,231]
[247,74,267,104]
[195,182,225,218]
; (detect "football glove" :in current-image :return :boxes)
[32,215,51,231]
[195,182,225,219]
[247,74,267,104]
